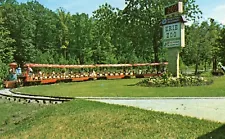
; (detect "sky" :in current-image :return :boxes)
[17,0,225,25]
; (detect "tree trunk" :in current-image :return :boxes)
[153,37,159,73]
[195,61,198,75]
[212,57,217,72]
[204,60,207,71]
[64,49,66,60]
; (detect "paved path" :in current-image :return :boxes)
[91,99,225,123]
[1,89,225,123]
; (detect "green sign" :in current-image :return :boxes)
[163,22,181,40]
[163,22,185,48]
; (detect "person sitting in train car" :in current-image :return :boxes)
[26,66,33,76]
[138,69,142,74]
[38,70,42,76]
[9,70,17,81]
[16,65,22,76]
[91,70,96,77]
[29,66,33,73]
[52,71,55,75]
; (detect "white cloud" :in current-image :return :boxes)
[214,5,225,11]
[208,4,225,25]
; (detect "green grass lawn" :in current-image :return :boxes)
[0,99,44,134]
[15,76,225,97]
[1,99,224,139]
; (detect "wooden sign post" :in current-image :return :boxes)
[162,2,186,77]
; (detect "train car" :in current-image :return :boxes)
[3,62,168,88]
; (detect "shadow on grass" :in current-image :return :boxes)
[126,84,136,87]
[197,125,225,139]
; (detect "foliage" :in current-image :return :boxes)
[0,9,14,84]
[0,0,203,64]
[182,20,223,74]
[0,18,15,64]
[137,74,213,87]
[200,71,213,77]
[218,26,225,64]
[0,60,8,85]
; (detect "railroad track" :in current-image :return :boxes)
[0,89,74,104]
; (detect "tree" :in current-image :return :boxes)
[0,2,14,82]
[26,1,59,54]
[0,8,15,63]
[218,26,225,65]
[68,13,93,64]
[120,0,202,69]
[208,19,222,71]
[57,8,70,59]
[182,19,222,74]
[0,0,204,69]
[92,3,118,64]
[1,2,37,64]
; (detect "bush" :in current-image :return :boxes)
[201,71,213,77]
[211,70,224,76]
[0,60,9,86]
[136,73,213,87]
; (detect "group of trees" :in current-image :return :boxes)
[182,19,225,74]
[0,0,225,81]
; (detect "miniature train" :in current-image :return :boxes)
[3,62,168,88]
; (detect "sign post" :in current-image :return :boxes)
[162,2,186,77]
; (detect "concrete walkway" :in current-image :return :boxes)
[91,98,225,123]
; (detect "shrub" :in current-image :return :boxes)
[211,70,224,76]
[0,60,9,86]
[136,73,213,87]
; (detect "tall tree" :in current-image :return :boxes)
[0,5,15,63]
[121,0,202,65]
[68,13,93,64]
[57,8,70,59]
[182,19,222,74]
[218,26,225,65]
[92,3,118,64]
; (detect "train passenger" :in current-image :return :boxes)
[16,66,22,75]
[8,71,17,81]
[28,67,33,73]
[91,70,97,77]
[26,66,33,76]
[38,70,42,76]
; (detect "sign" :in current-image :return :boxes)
[165,2,183,16]
[163,2,185,77]
[161,16,187,26]
[163,22,185,48]
[163,23,181,40]
[163,40,181,48]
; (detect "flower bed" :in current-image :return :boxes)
[136,74,213,87]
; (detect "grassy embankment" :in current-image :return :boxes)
[0,99,44,134]
[15,76,225,97]
[1,99,224,139]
